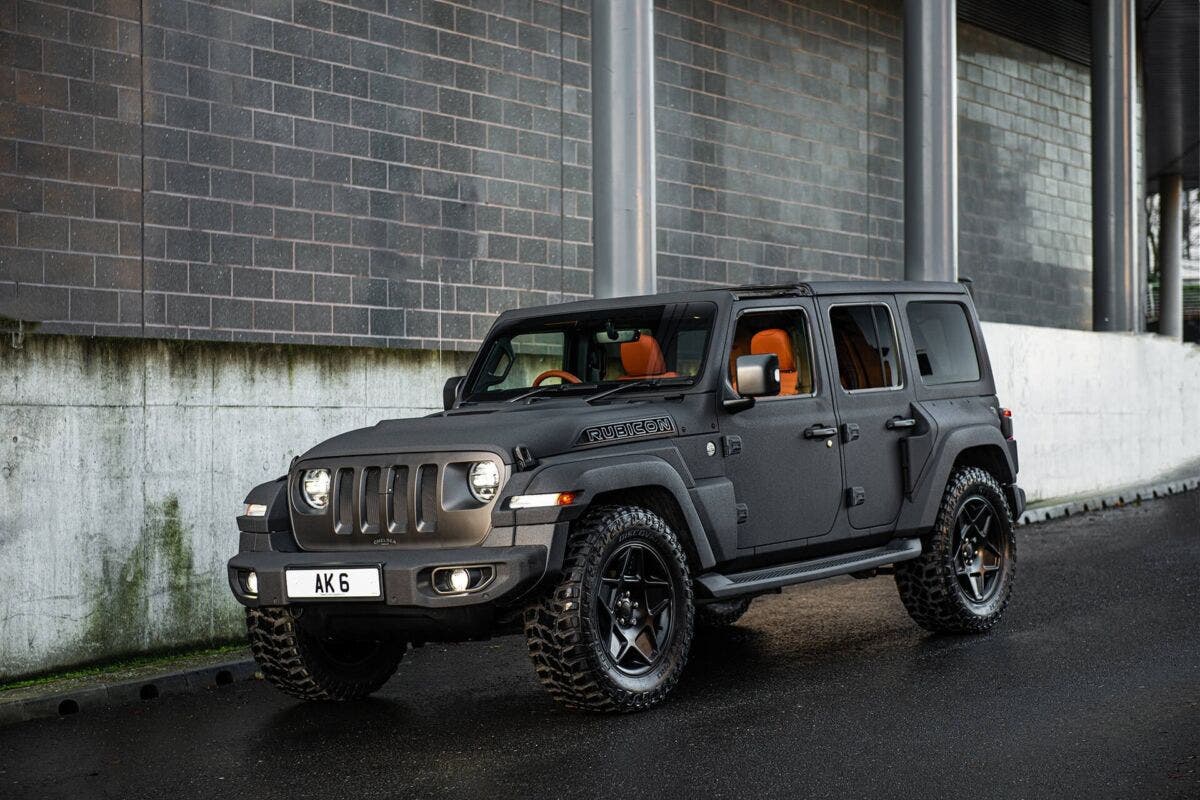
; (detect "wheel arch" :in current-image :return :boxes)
[524,454,718,571]
[896,425,1017,533]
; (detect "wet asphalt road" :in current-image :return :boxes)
[2,492,1198,800]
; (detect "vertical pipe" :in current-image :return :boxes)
[591,0,657,298]
[1159,174,1183,339]
[1091,0,1137,331]
[903,0,958,283]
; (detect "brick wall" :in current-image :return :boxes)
[2,0,1101,345]
[652,0,905,291]
[1,0,144,335]
[3,0,592,348]
[957,22,1093,329]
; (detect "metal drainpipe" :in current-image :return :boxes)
[1091,0,1138,332]
[590,0,657,299]
[903,0,958,284]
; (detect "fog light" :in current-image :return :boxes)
[431,565,495,595]
[246,571,259,595]
[245,503,267,517]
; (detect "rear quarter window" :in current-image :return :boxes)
[906,301,981,385]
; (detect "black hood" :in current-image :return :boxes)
[297,398,701,464]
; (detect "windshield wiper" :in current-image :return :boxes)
[585,377,691,405]
[507,382,595,404]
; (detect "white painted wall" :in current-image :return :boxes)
[981,322,1200,501]
[0,327,1197,679]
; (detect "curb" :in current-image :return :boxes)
[1017,474,1200,526]
[0,657,258,728]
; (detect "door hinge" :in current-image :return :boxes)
[722,435,742,456]
[841,422,860,443]
[846,486,866,507]
[735,503,749,524]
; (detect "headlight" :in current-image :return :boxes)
[301,469,331,509]
[467,461,501,503]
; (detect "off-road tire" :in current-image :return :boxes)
[695,597,753,629]
[895,467,1016,634]
[246,606,405,700]
[523,505,695,713]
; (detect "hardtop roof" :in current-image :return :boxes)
[496,280,968,323]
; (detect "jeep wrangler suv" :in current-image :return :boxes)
[229,281,1024,712]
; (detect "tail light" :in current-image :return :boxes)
[999,407,1014,440]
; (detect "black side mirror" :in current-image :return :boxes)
[443,375,465,411]
[735,354,780,397]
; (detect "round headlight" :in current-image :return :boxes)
[468,461,501,503]
[301,468,331,509]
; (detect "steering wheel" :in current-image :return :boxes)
[532,369,582,387]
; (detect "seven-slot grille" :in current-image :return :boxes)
[291,453,502,552]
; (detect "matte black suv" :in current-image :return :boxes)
[229,281,1024,712]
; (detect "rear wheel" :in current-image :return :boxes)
[895,467,1016,634]
[246,606,406,700]
[523,505,695,712]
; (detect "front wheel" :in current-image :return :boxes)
[523,505,695,712]
[246,606,406,700]
[895,467,1016,634]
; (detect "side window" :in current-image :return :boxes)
[828,304,902,391]
[729,309,814,396]
[906,301,981,384]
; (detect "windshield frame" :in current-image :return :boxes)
[461,300,719,404]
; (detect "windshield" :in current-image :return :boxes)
[464,302,716,401]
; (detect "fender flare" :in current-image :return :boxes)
[897,425,1017,532]
[523,454,717,570]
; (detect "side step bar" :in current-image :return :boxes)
[696,538,923,599]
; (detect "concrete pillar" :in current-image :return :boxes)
[903,0,958,283]
[1091,0,1138,332]
[1158,174,1183,339]
[591,0,656,298]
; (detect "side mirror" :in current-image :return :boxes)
[735,354,780,398]
[443,375,465,411]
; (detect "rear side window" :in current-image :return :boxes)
[906,302,981,385]
[828,304,902,391]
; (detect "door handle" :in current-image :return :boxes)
[804,424,837,439]
[886,416,917,430]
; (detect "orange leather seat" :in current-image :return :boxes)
[619,335,677,380]
[750,328,799,395]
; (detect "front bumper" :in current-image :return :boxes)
[227,545,548,610]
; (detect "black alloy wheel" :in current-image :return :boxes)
[951,495,1007,604]
[594,541,677,677]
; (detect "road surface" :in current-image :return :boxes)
[2,491,1198,799]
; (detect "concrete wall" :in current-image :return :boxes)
[2,327,1198,679]
[982,322,1200,499]
[0,335,470,679]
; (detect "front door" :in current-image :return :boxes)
[721,301,844,550]
[819,298,913,531]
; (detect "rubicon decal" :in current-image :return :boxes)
[577,416,676,445]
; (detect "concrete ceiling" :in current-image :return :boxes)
[1139,0,1199,190]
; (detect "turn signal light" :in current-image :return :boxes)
[508,492,577,509]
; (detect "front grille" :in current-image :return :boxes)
[291,452,503,552]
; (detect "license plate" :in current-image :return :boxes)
[285,567,382,600]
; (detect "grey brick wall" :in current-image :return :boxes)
[652,0,905,291]
[2,0,1101,345]
[957,22,1093,329]
[1,0,144,335]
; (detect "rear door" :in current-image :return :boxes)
[720,300,844,549]
[819,297,914,531]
